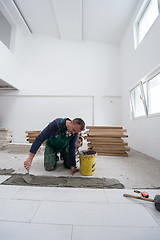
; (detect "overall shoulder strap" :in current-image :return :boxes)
[62,118,65,130]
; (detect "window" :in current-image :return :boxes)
[148,73,160,114]
[134,0,159,48]
[130,66,160,119]
[130,84,146,118]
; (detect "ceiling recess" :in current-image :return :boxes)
[0,78,17,90]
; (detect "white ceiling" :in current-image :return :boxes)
[1,0,140,44]
[0,0,140,89]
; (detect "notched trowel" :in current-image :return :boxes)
[23,170,33,184]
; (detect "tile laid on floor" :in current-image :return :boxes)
[104,189,133,204]
[105,189,160,204]
[0,185,21,198]
[0,175,12,184]
[144,203,160,225]
[0,199,40,222]
[32,201,158,227]
[0,221,72,240]
[12,186,108,203]
[72,225,160,240]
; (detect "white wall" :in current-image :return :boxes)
[0,31,121,142]
[14,34,120,96]
[120,0,160,160]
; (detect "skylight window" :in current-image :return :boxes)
[134,0,159,48]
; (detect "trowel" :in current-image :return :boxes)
[23,170,33,184]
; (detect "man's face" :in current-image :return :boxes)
[67,121,82,134]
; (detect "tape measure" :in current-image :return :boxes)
[134,190,149,198]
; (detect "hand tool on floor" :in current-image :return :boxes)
[123,193,160,212]
[134,190,149,198]
[23,170,33,184]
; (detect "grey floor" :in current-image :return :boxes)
[0,146,160,239]
[0,147,160,188]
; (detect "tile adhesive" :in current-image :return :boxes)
[0,168,124,188]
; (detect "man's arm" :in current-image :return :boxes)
[24,118,61,170]
[69,133,79,175]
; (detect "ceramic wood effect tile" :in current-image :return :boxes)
[12,186,108,203]
[32,201,159,227]
[0,222,72,240]
[0,199,40,223]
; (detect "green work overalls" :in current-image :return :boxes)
[44,119,74,171]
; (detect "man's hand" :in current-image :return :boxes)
[24,158,32,170]
[24,153,35,170]
[71,166,79,175]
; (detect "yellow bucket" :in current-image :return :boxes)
[79,150,97,176]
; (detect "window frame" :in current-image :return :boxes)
[130,82,147,119]
[133,0,159,49]
[147,72,160,116]
[130,65,160,120]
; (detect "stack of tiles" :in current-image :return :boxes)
[85,126,130,156]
